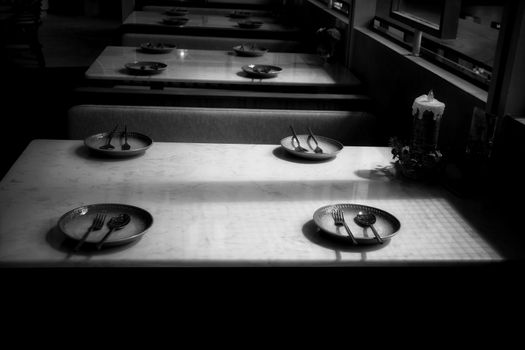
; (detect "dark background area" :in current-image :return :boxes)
[1,2,121,179]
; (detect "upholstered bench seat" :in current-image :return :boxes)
[67,105,378,145]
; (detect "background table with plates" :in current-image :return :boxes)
[121,10,301,39]
[84,46,362,92]
[0,139,508,267]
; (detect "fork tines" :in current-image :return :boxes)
[73,212,106,251]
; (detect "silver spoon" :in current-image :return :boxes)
[99,124,118,150]
[307,127,323,153]
[96,213,131,250]
[289,125,308,152]
[354,211,383,244]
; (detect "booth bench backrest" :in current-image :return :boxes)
[67,105,378,145]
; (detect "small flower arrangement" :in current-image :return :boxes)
[389,137,443,180]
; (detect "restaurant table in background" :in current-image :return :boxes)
[0,139,513,267]
[121,11,301,39]
[140,5,274,17]
[84,46,362,92]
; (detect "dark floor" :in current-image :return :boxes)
[1,13,120,179]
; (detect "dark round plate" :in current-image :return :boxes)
[125,61,167,74]
[162,17,188,26]
[84,131,153,157]
[229,11,251,18]
[58,203,153,248]
[237,20,262,29]
[165,8,189,16]
[140,42,176,54]
[280,134,343,159]
[242,64,282,78]
[313,204,401,245]
[233,44,268,57]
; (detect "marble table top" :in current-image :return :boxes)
[84,46,361,91]
[0,140,504,267]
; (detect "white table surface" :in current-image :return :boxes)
[84,46,361,90]
[0,140,504,267]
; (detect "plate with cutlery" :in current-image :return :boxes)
[84,125,153,157]
[313,204,401,245]
[233,44,268,57]
[242,64,282,78]
[125,61,167,74]
[140,42,177,54]
[58,203,154,250]
[280,126,343,159]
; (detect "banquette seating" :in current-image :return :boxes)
[67,105,379,145]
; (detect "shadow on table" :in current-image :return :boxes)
[74,145,146,162]
[236,71,277,81]
[272,146,335,164]
[302,220,389,254]
[354,165,396,181]
[46,225,141,259]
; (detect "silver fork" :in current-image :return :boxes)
[331,207,358,244]
[74,213,106,251]
[289,125,308,152]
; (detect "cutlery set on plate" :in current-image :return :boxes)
[84,125,152,157]
[59,203,153,253]
[331,207,383,245]
[313,204,401,245]
[289,125,323,154]
[99,124,131,151]
[73,213,131,251]
[282,126,343,159]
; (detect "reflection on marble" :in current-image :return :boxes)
[0,140,502,266]
[85,46,361,90]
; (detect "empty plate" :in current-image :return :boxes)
[233,44,268,57]
[84,131,153,157]
[242,64,282,78]
[313,204,401,244]
[162,17,188,26]
[280,134,343,159]
[58,203,153,248]
[238,20,262,29]
[125,61,167,74]
[140,42,176,54]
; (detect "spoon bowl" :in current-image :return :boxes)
[354,211,383,244]
[96,213,131,250]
